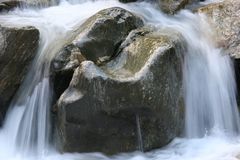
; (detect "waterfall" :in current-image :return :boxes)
[0,0,239,160]
[0,21,73,156]
[183,19,240,138]
[130,7,240,137]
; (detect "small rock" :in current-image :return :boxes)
[158,0,190,14]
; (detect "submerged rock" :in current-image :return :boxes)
[0,25,39,124]
[55,28,185,154]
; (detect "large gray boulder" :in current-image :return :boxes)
[0,25,39,124]
[54,28,185,154]
[51,7,143,99]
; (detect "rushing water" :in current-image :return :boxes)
[0,0,239,160]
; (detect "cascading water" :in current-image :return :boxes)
[0,0,239,160]
[0,12,74,157]
[183,18,240,138]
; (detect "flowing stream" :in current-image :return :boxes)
[0,0,240,160]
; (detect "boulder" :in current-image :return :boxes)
[51,7,143,100]
[0,25,39,124]
[55,28,185,154]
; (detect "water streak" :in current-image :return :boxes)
[136,114,143,152]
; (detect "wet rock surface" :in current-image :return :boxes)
[51,44,85,100]
[158,0,190,14]
[51,7,143,101]
[65,7,143,64]
[0,25,39,124]
[54,27,185,154]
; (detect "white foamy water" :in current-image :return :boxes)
[0,0,239,160]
